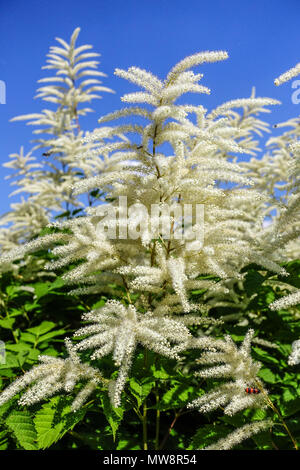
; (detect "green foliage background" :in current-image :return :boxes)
[0,240,299,450]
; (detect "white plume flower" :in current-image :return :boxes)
[287,340,300,366]
[1,27,114,259]
[274,62,300,86]
[73,300,192,407]
[187,329,267,416]
[203,419,272,450]
[0,338,105,411]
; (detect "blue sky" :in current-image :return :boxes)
[0,0,300,215]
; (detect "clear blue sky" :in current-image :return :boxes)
[0,0,300,215]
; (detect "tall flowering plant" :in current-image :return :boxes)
[0,30,299,451]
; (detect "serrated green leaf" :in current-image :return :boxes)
[150,364,170,379]
[5,342,32,352]
[252,346,279,364]
[129,378,155,407]
[0,352,23,370]
[6,410,37,450]
[0,428,9,450]
[101,394,124,441]
[23,302,40,312]
[188,424,229,450]
[92,299,106,309]
[9,308,24,317]
[5,286,22,297]
[158,383,198,410]
[0,318,15,329]
[280,396,300,417]
[258,367,278,383]
[33,283,50,299]
[34,396,86,449]
[19,332,36,344]
[37,329,66,344]
[27,321,56,336]
[0,401,14,419]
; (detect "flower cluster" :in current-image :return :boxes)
[0,28,113,256]
[187,329,267,415]
[0,338,105,411]
[73,300,196,407]
[203,419,272,450]
[287,340,300,366]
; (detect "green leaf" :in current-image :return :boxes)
[251,429,273,450]
[0,369,15,377]
[278,387,300,417]
[258,367,278,383]
[0,318,15,329]
[9,308,24,317]
[265,290,275,303]
[0,429,10,450]
[252,346,279,364]
[5,342,32,352]
[20,322,66,347]
[158,382,198,410]
[244,270,265,296]
[27,321,56,336]
[19,332,37,344]
[116,438,141,450]
[26,321,56,336]
[101,393,124,441]
[76,428,113,450]
[33,283,50,299]
[54,210,71,219]
[72,208,84,216]
[150,363,170,380]
[92,299,106,309]
[0,352,24,370]
[0,401,14,419]
[129,378,155,407]
[24,301,40,312]
[188,423,229,450]
[6,410,37,450]
[49,277,65,290]
[34,395,86,449]
[5,286,23,297]
[36,329,66,345]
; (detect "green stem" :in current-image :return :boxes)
[255,378,299,450]
[3,302,18,344]
[142,348,149,450]
[143,401,148,450]
[155,389,160,450]
[159,408,184,450]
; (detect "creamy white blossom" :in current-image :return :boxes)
[0,338,105,411]
[274,62,300,86]
[187,329,267,416]
[287,339,300,366]
[73,300,193,407]
[203,419,272,450]
[0,27,114,259]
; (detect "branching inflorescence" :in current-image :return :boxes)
[0,29,299,450]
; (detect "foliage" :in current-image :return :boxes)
[0,253,299,450]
